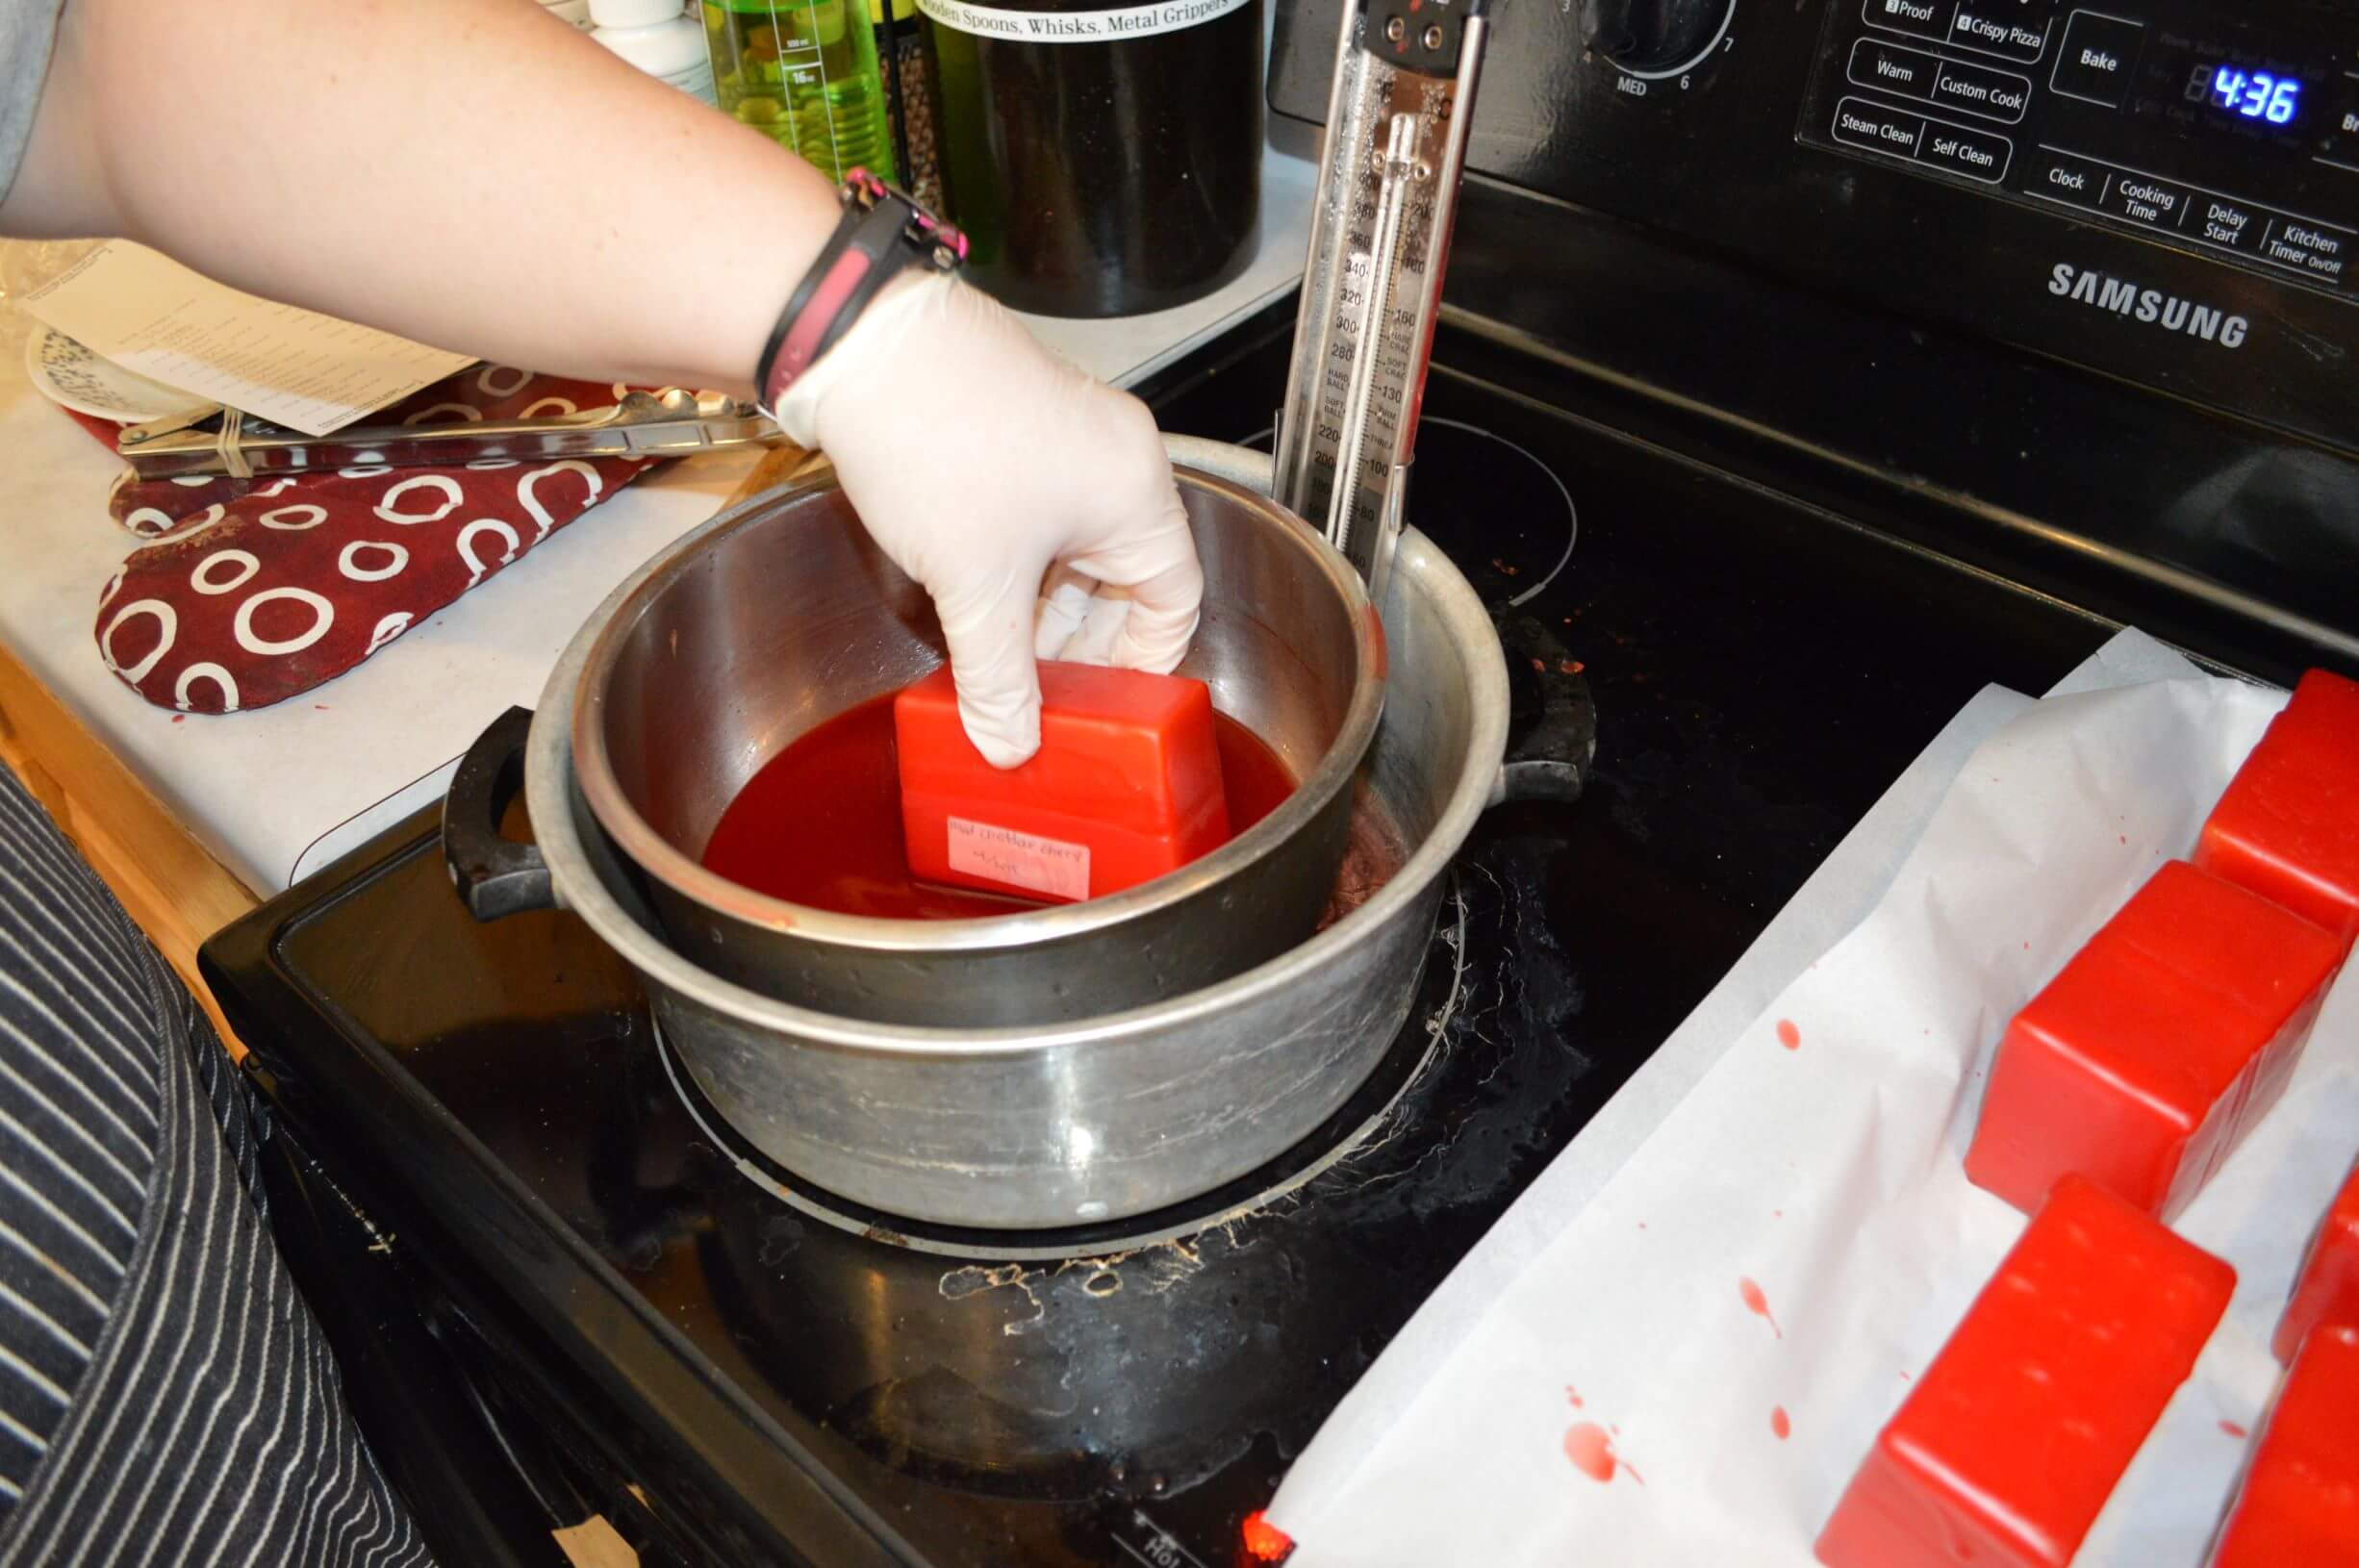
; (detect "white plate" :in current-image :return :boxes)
[25,323,216,424]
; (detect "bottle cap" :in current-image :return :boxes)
[589,0,686,28]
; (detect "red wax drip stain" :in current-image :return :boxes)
[1564,1385,1584,1408]
[170,715,186,724]
[2119,834,2129,846]
[2219,1419,2248,1439]
[1775,1019,1801,1050]
[1771,1405,1791,1440]
[1739,1277,1783,1338]
[1562,1423,1644,1486]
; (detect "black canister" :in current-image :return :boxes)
[918,0,1264,317]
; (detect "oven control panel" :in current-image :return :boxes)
[1801,1,2357,298]
[1268,0,2359,454]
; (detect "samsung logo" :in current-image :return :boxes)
[2049,264,2249,347]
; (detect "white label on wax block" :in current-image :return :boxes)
[915,0,1252,43]
[947,817,1090,901]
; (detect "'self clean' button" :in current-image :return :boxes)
[1918,122,2014,182]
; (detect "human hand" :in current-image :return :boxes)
[771,273,1202,768]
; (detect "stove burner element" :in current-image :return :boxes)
[659,883,1470,1262]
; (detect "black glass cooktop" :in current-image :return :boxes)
[202,366,2117,1567]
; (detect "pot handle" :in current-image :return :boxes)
[1491,613,1597,806]
[443,705,558,922]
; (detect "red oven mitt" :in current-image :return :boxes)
[73,367,665,715]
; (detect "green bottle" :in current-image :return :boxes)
[703,0,896,184]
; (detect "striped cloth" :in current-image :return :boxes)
[0,766,433,1566]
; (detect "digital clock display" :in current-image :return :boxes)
[2186,63,2303,126]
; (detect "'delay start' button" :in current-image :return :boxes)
[2049,10,2144,108]
[2101,171,2193,231]
[1918,121,2013,182]
[1929,58,2033,122]
[1833,96,1929,159]
[1947,3,2047,63]
[1862,0,1949,43]
[2021,148,2108,209]
[2192,195,2265,251]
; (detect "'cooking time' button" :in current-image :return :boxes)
[1918,121,2014,182]
[1833,96,1929,158]
[2101,172,2192,231]
[1946,4,2048,63]
[1862,0,1949,44]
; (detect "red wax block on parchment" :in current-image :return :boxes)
[1965,860,2344,1221]
[2197,669,2359,950]
[2208,1325,2359,1567]
[895,662,1230,904]
[1815,1176,2235,1568]
[2274,1153,2359,1365]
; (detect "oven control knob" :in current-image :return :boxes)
[1584,0,1736,79]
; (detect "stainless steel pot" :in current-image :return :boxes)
[444,443,1588,1230]
[567,469,1384,1027]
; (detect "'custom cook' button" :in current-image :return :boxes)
[1930,58,2033,122]
[1833,96,1928,158]
[1917,121,2013,181]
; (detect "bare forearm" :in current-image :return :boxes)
[4,0,842,396]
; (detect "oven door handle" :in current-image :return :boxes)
[444,706,559,922]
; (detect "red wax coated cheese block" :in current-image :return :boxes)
[1965,860,2344,1221]
[2197,669,2359,950]
[1816,1176,2236,1568]
[2274,1153,2359,1365]
[2208,1326,2359,1567]
[895,661,1230,904]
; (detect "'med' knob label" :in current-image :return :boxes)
[2048,264,2250,348]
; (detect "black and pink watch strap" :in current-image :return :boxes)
[755,170,968,414]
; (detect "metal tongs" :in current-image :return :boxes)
[114,389,779,482]
[1274,0,1489,606]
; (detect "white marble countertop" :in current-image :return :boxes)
[0,145,1314,895]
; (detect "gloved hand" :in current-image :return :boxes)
[772,272,1202,769]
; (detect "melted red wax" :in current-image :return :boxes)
[1739,1277,1783,1339]
[700,694,1297,918]
[1771,1406,1791,1440]
[2219,1419,2248,1439]
[1564,1385,1584,1408]
[1775,1019,1801,1050]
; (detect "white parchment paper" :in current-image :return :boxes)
[1268,629,2359,1566]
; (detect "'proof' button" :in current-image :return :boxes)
[1862,0,1950,43]
[1917,121,2014,182]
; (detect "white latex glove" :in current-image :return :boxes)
[773,271,1202,769]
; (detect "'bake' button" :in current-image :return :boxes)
[1832,96,1930,158]
[2021,148,2108,209]
[2101,172,2193,230]
[1849,38,1940,98]
[2049,11,2144,107]
[2192,195,2264,250]
[1948,4,2048,63]
[1930,58,2033,122]
[1918,122,2013,182]
[1862,0,1950,43]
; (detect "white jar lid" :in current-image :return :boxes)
[588,0,686,27]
